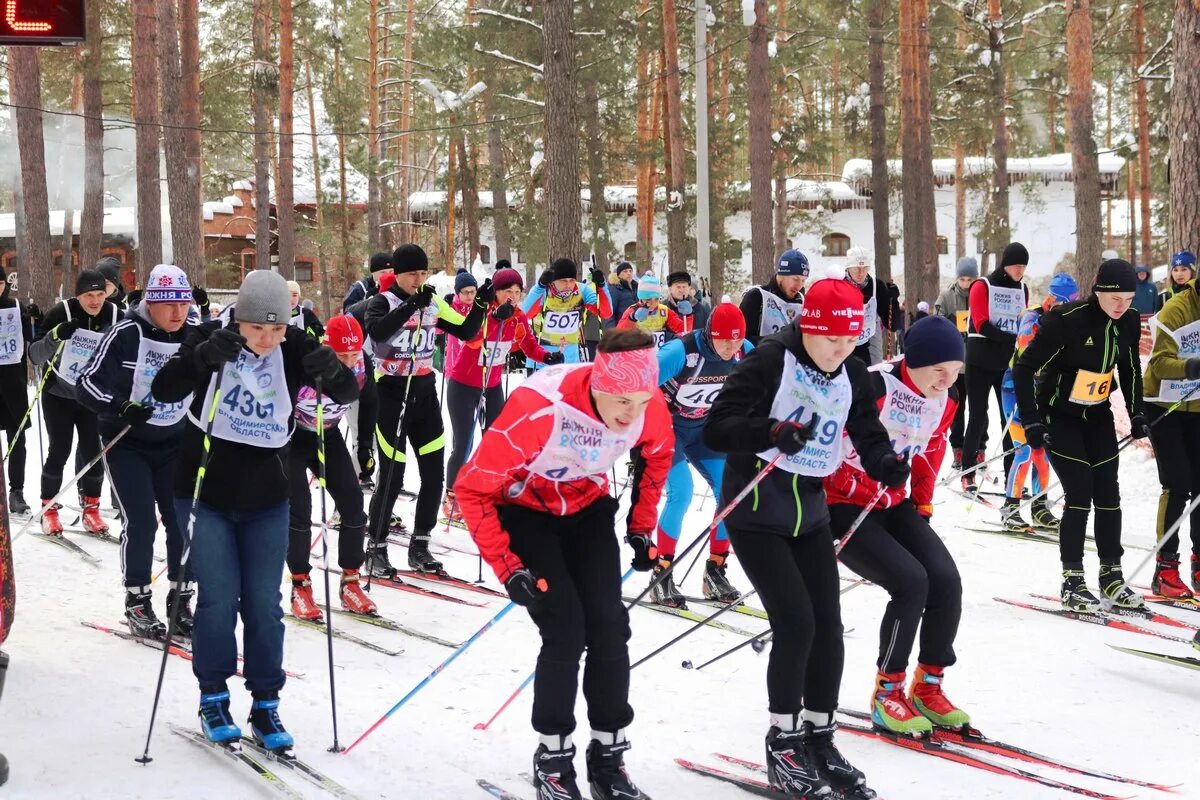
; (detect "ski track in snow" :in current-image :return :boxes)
[1,383,1198,799]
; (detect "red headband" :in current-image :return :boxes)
[590,348,658,395]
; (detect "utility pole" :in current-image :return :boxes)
[694,2,711,283]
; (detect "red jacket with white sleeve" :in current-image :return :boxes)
[454,363,674,582]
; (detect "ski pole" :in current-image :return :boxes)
[833,484,890,557]
[315,382,343,753]
[1126,489,1200,583]
[136,369,225,764]
[676,535,709,586]
[626,453,785,612]
[463,317,507,582]
[366,358,416,594]
[631,587,759,670]
[3,343,59,461]
[342,599,518,753]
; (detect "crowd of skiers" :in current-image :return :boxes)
[1,237,1198,800]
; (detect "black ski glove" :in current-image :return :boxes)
[769,416,819,456]
[302,345,342,382]
[505,568,548,612]
[116,400,154,426]
[626,532,658,572]
[475,278,496,306]
[1186,358,1200,380]
[52,320,82,342]
[492,301,516,322]
[542,351,565,366]
[538,269,554,289]
[192,287,210,316]
[590,267,605,288]
[1025,422,1049,451]
[1130,413,1150,440]
[196,326,246,368]
[407,284,436,309]
[874,453,911,490]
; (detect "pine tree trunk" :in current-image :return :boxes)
[131,0,163,285]
[582,80,610,272]
[277,0,296,280]
[486,118,512,264]
[366,0,382,252]
[305,59,331,318]
[899,0,938,310]
[868,0,892,280]
[1133,0,1153,263]
[635,0,656,268]
[10,48,55,309]
[661,0,687,272]
[1170,0,1200,252]
[398,0,415,240]
[1066,0,1102,288]
[542,0,582,264]
[988,0,1010,253]
[79,0,105,272]
[251,0,273,272]
[179,0,204,283]
[747,0,774,285]
[445,136,457,272]
[158,0,203,280]
[458,134,481,265]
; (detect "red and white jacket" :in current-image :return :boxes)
[455,363,674,582]
[824,358,958,516]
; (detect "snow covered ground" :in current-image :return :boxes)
[1,382,1198,800]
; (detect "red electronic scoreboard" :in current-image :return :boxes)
[0,0,85,46]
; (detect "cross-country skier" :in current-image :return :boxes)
[997,273,1077,533]
[705,273,908,800]
[78,265,197,640]
[96,256,127,313]
[342,251,394,312]
[522,258,612,368]
[27,268,121,535]
[456,328,673,800]
[1159,251,1195,309]
[740,249,808,347]
[665,271,709,334]
[151,269,359,750]
[825,315,967,737]
[441,267,563,524]
[286,280,323,339]
[0,265,32,516]
[616,273,685,347]
[935,257,979,470]
[844,247,898,366]
[649,299,751,607]
[287,313,377,619]
[1013,258,1147,612]
[363,244,488,576]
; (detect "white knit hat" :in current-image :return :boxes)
[144,264,192,303]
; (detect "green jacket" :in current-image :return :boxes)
[1145,279,1200,413]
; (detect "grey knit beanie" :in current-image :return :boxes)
[236,270,291,325]
[955,257,979,279]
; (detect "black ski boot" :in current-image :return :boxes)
[1099,563,1145,609]
[531,736,583,800]
[166,582,196,639]
[649,557,686,609]
[1030,498,1059,532]
[1061,568,1101,613]
[248,692,294,752]
[7,490,29,517]
[765,720,833,798]
[407,533,444,573]
[803,715,876,799]
[365,541,398,579]
[388,514,408,535]
[702,554,741,603]
[125,587,168,641]
[586,732,651,800]
[1000,499,1031,533]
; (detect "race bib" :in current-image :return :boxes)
[1069,368,1113,406]
[56,329,105,387]
[295,357,364,430]
[377,308,437,376]
[132,336,189,426]
[758,288,804,337]
[874,369,945,460]
[856,291,879,346]
[0,307,21,366]
[955,311,969,334]
[651,330,667,348]
[758,353,852,477]
[542,309,581,336]
[1150,319,1200,403]
[987,282,1025,334]
[478,339,513,368]
[201,348,293,447]
[674,379,725,411]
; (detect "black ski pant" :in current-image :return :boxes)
[286,426,366,575]
[350,360,379,478]
[832,501,961,673]
[1047,410,1123,567]
[500,496,633,737]
[948,371,976,453]
[104,435,187,587]
[727,524,843,716]
[368,373,443,543]
[1146,404,1200,559]
[963,364,1012,477]
[40,391,103,500]
[445,378,504,491]
[0,368,29,494]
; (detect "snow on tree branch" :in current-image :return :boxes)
[473,43,544,74]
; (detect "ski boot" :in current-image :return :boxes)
[1030,497,1059,532]
[959,474,978,495]
[1061,568,1102,612]
[1192,554,1200,595]
[649,557,687,609]
[531,736,583,800]
[339,568,378,615]
[910,664,970,729]
[80,495,109,534]
[441,491,463,524]
[290,573,323,621]
[802,714,876,799]
[7,490,29,516]
[248,692,294,753]
[407,533,444,573]
[198,687,242,745]
[365,541,398,579]
[1099,563,1145,609]
[951,447,963,473]
[1000,499,1031,533]
[166,582,196,639]
[870,671,932,736]
[1193,628,1200,654]
[765,719,833,798]
[586,731,651,799]
[702,554,741,603]
[40,500,63,536]
[125,587,168,641]
[1151,557,1194,600]
[388,514,408,535]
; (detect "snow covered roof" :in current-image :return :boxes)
[842,153,1127,184]
[0,207,137,240]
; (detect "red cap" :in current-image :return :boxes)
[324,314,364,354]
[707,302,746,340]
[378,272,397,294]
[798,278,864,336]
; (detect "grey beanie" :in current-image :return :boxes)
[236,270,291,325]
[956,257,979,279]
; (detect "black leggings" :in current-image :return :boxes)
[948,371,980,452]
[500,496,632,736]
[367,373,444,541]
[963,365,1012,475]
[1146,404,1200,559]
[833,501,961,673]
[0,371,29,493]
[287,426,367,575]
[1047,411,1122,566]
[727,525,843,716]
[445,378,504,490]
[352,361,379,477]
[40,391,103,499]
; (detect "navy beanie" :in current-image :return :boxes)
[904,315,966,368]
[776,249,810,277]
[455,271,478,294]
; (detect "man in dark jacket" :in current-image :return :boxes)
[935,256,981,467]
[1133,265,1160,316]
[0,265,32,515]
[740,249,809,347]
[341,251,394,312]
[605,261,639,328]
[665,270,709,337]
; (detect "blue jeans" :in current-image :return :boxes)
[179,499,288,696]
